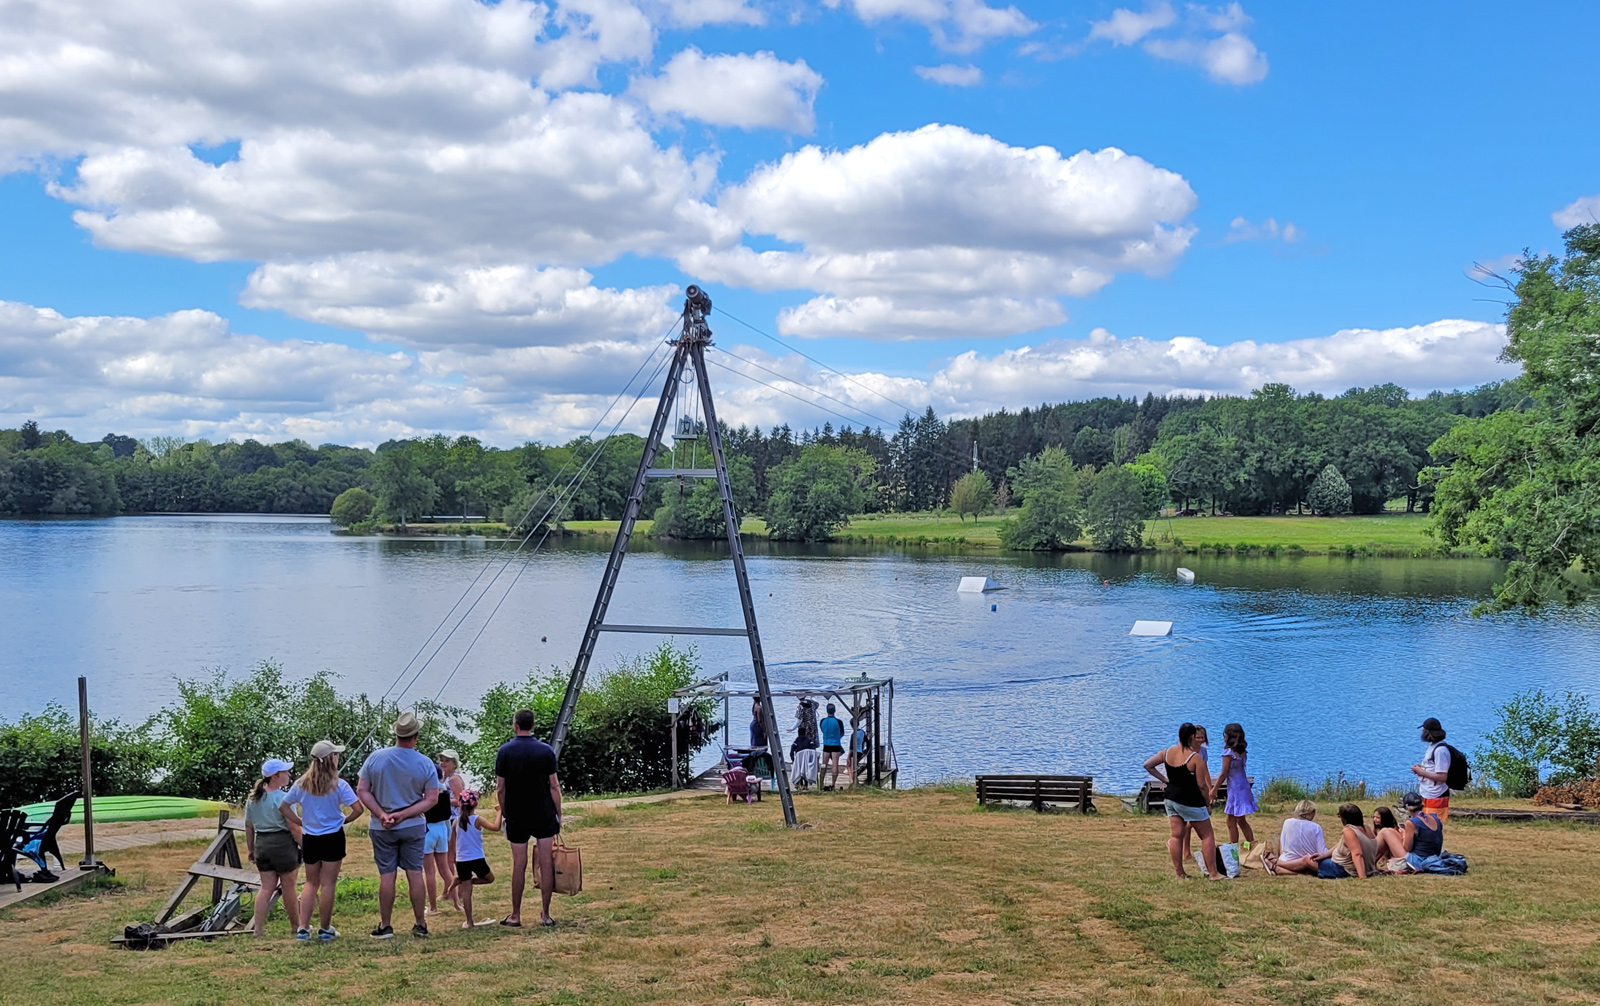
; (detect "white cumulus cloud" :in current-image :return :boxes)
[1553,194,1600,230]
[914,63,984,86]
[684,124,1197,338]
[825,0,1034,53]
[1084,2,1267,86]
[633,48,823,133]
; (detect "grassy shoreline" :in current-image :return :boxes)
[389,511,1471,559]
[4,787,1594,1005]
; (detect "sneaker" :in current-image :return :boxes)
[370,925,394,940]
[295,928,311,941]
[318,927,340,942]
[412,924,429,939]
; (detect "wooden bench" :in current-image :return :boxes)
[975,775,1094,813]
[1133,779,1250,814]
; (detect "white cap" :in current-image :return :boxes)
[310,740,345,759]
[262,758,293,776]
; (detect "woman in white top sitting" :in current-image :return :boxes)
[1264,800,1331,875]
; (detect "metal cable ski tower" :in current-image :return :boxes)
[551,285,797,828]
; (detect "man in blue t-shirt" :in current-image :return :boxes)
[495,708,562,927]
[357,711,440,939]
[819,703,846,791]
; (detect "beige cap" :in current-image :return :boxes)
[311,739,346,759]
[438,749,460,763]
[393,711,421,738]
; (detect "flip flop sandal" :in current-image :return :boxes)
[499,917,522,928]
[539,918,556,927]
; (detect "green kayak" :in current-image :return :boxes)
[18,795,228,824]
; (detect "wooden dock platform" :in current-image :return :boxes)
[0,864,113,912]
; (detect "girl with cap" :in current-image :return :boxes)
[281,740,363,941]
[245,758,302,937]
[424,749,467,914]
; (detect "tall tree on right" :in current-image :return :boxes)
[1430,225,1600,612]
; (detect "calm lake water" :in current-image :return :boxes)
[5,514,1599,792]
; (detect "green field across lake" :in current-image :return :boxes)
[558,511,1449,556]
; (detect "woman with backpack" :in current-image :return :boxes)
[1411,717,1459,822]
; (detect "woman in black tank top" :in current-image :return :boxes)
[1143,722,1223,880]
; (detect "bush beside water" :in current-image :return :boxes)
[0,643,718,808]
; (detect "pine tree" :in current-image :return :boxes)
[1308,464,1352,516]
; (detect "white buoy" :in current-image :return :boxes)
[1130,620,1173,637]
[958,576,1002,593]
[1176,568,1195,584]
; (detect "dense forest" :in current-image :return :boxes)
[0,377,1525,527]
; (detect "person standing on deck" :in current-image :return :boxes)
[495,708,563,928]
[750,700,767,750]
[1411,718,1453,822]
[357,712,440,939]
[819,704,846,790]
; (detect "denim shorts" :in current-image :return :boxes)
[1318,859,1352,879]
[370,826,425,874]
[1164,800,1210,823]
[424,820,451,854]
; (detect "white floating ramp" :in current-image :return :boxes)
[1176,568,1195,584]
[1130,620,1173,637]
[958,576,1002,593]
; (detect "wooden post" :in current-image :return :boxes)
[849,692,861,792]
[77,676,97,869]
[213,810,228,904]
[669,706,680,789]
[876,690,889,783]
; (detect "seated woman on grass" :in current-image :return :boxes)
[1401,791,1444,858]
[1318,803,1379,879]
[1143,723,1222,880]
[1371,806,1409,864]
[1264,800,1330,875]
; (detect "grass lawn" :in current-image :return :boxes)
[6,788,1598,1005]
[1155,512,1446,556]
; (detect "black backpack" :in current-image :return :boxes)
[1432,743,1471,791]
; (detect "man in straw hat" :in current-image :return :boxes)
[356,711,440,938]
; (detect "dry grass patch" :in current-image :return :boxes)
[0,790,1597,1005]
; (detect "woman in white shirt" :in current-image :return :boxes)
[280,740,365,941]
[1264,800,1331,875]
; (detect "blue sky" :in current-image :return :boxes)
[0,1,1591,445]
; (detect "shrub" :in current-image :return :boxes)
[1260,776,1311,803]
[459,642,720,796]
[1476,689,1600,796]
[329,486,377,527]
[0,706,161,809]
[949,471,994,523]
[1308,465,1353,516]
[1311,771,1367,803]
[155,660,463,804]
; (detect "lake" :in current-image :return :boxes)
[5,514,1598,793]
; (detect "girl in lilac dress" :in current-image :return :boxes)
[1220,723,1258,847]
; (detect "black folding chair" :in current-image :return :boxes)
[0,810,29,891]
[19,791,79,876]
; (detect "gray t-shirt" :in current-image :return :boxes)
[358,745,438,832]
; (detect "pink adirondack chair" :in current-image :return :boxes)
[723,766,753,804]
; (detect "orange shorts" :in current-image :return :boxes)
[1422,795,1450,823]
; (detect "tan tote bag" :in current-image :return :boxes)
[537,840,583,895]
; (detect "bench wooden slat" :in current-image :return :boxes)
[975,774,1094,813]
[186,862,261,887]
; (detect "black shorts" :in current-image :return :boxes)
[503,815,560,845]
[455,858,492,882]
[823,745,844,754]
[301,828,347,865]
